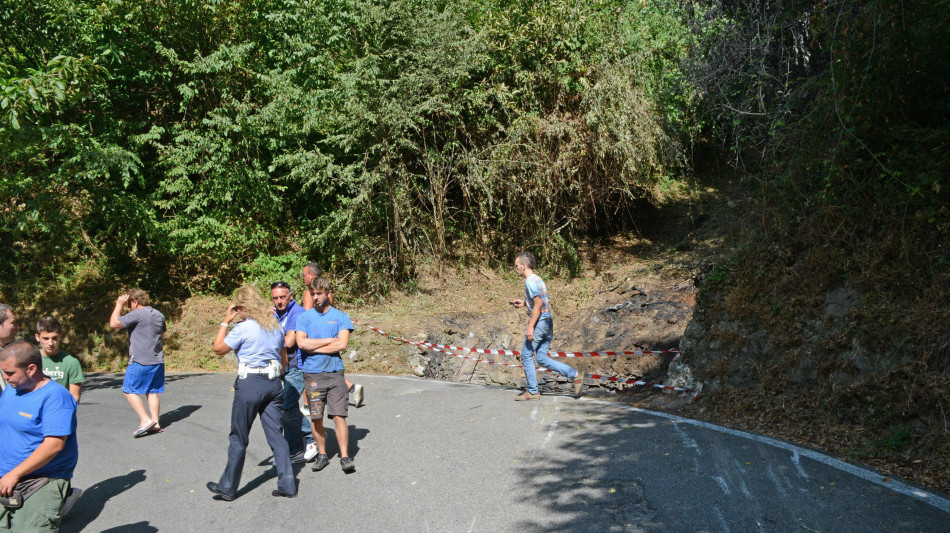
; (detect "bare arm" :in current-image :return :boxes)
[109,294,130,329]
[212,305,239,355]
[283,330,296,349]
[296,329,350,354]
[525,295,542,340]
[69,383,81,403]
[0,436,67,496]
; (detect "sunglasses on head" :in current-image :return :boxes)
[271,281,291,289]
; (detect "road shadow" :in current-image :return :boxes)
[159,404,201,429]
[100,522,158,533]
[60,470,147,533]
[82,372,208,392]
[505,399,948,532]
[315,425,369,459]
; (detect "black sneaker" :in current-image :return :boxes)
[340,457,356,473]
[206,482,236,501]
[311,453,329,471]
[290,451,306,464]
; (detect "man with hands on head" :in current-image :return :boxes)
[109,289,166,437]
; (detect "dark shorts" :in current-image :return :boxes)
[122,362,165,394]
[303,371,348,419]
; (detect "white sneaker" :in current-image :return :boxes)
[352,383,364,408]
[61,487,83,516]
[303,441,319,462]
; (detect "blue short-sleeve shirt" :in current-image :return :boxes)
[295,307,353,373]
[524,273,552,320]
[0,381,79,480]
[225,319,284,368]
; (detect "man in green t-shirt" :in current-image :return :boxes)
[35,316,84,403]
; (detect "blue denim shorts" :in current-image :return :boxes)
[122,362,165,394]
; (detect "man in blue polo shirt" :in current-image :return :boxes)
[0,341,79,532]
[270,281,317,463]
[295,276,356,473]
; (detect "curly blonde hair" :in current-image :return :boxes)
[232,285,281,332]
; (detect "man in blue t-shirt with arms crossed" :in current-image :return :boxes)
[295,276,356,473]
[0,341,79,532]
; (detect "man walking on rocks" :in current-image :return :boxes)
[509,251,583,400]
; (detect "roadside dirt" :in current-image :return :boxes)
[154,169,947,495]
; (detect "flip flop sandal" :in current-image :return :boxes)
[133,421,157,438]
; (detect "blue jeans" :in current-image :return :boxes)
[282,368,313,455]
[521,318,577,394]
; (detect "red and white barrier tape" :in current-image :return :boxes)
[586,374,693,393]
[354,320,679,359]
[354,319,697,395]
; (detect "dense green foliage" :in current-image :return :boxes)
[1,0,700,298]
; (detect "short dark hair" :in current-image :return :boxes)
[0,340,41,370]
[36,316,64,335]
[303,262,322,276]
[515,251,537,269]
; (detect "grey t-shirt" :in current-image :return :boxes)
[118,306,166,365]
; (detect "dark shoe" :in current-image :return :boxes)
[311,453,329,471]
[206,482,236,501]
[573,374,584,397]
[340,457,356,473]
[272,490,297,498]
[290,451,306,464]
[514,391,540,401]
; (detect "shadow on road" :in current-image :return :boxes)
[159,404,202,429]
[100,522,158,533]
[60,469,147,533]
[82,373,207,392]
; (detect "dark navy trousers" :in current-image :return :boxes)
[218,374,296,496]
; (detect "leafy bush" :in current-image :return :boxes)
[1,0,701,301]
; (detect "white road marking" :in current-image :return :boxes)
[714,475,732,494]
[580,398,950,513]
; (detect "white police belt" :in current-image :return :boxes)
[238,360,282,379]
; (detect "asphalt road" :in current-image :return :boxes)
[61,373,949,532]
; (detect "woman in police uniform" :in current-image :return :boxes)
[207,285,297,500]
